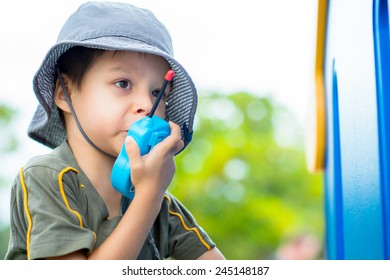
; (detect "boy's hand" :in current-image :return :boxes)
[124,121,184,201]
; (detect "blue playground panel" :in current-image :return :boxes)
[319,0,390,259]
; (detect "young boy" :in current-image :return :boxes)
[6,1,224,260]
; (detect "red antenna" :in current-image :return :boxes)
[148,70,175,117]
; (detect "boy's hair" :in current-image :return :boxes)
[56,46,105,90]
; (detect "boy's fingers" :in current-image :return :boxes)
[168,122,185,154]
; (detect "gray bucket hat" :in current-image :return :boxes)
[28,1,197,150]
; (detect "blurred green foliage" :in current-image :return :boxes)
[169,92,323,259]
[0,92,323,260]
[0,227,10,259]
[0,105,18,153]
[0,104,18,259]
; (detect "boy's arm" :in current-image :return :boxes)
[196,247,226,260]
[47,122,184,260]
[46,192,163,260]
[46,192,162,260]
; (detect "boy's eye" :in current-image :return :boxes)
[152,89,169,99]
[115,80,132,90]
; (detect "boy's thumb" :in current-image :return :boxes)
[125,136,141,161]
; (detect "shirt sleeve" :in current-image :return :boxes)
[165,193,215,259]
[7,162,96,259]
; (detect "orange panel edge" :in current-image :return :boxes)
[305,0,327,172]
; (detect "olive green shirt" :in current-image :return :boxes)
[5,142,214,260]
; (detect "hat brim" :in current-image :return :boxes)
[28,37,197,150]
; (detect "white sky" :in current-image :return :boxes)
[0,0,318,225]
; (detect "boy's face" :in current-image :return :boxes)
[68,51,171,156]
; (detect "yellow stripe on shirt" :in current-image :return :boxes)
[58,167,83,227]
[19,167,33,260]
[164,194,211,250]
[57,167,97,249]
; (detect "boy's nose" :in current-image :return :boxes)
[133,93,153,117]
[136,107,150,115]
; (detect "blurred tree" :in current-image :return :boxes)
[0,226,10,259]
[169,92,323,259]
[0,104,18,259]
[0,105,18,153]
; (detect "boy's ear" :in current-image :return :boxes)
[54,74,72,113]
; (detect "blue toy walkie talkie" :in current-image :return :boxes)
[111,70,175,199]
